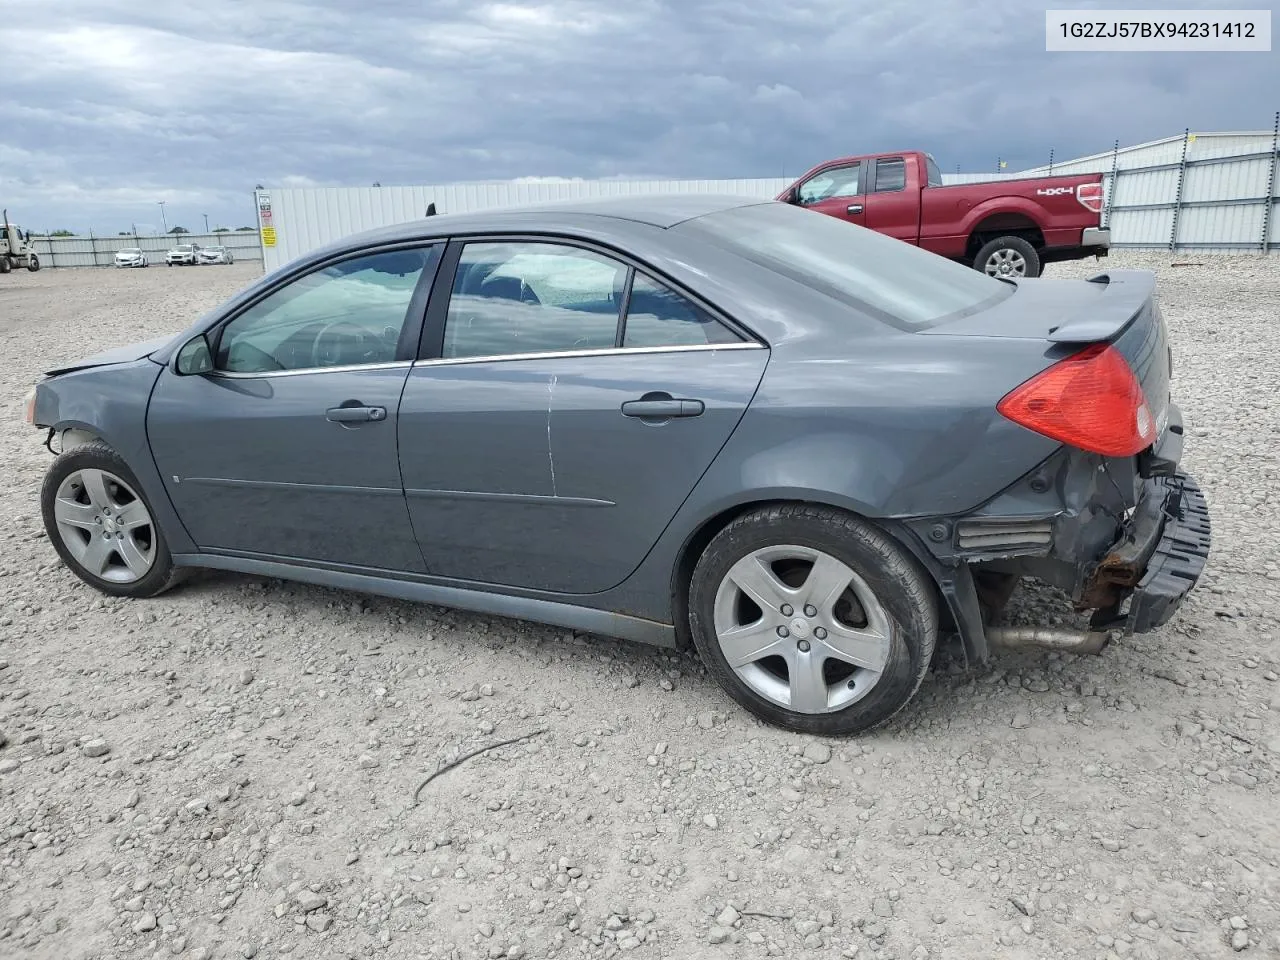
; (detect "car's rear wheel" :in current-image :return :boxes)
[974,235,1041,278]
[688,504,937,736]
[41,441,182,598]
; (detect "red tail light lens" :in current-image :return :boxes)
[997,344,1155,457]
[1076,182,1103,213]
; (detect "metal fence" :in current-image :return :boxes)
[24,231,263,269]
[1019,124,1280,253]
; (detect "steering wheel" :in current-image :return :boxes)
[311,320,374,368]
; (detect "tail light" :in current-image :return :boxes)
[997,344,1154,457]
[23,387,37,425]
[1076,182,1103,213]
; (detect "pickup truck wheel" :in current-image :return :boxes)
[975,236,1040,278]
[688,504,938,736]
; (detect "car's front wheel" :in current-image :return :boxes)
[41,441,182,598]
[688,504,937,736]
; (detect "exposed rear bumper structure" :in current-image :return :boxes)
[1102,472,1211,634]
[903,456,1211,665]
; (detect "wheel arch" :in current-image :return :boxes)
[50,421,106,452]
[668,490,947,651]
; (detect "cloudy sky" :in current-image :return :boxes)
[1,0,1276,234]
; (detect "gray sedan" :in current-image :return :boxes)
[21,196,1209,735]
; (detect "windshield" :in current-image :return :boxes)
[119,248,141,255]
[176,245,194,252]
[678,202,1012,329]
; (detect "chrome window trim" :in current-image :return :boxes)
[413,341,765,368]
[208,360,413,380]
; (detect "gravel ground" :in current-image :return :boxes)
[1,253,1278,960]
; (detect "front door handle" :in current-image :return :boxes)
[847,203,864,215]
[621,395,705,420]
[326,404,386,424]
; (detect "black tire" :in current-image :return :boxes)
[40,441,184,599]
[27,255,40,272]
[688,504,938,736]
[973,235,1041,278]
[0,257,11,274]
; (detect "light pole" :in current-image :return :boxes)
[203,213,209,233]
[157,201,168,234]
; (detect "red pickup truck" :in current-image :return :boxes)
[775,151,1109,278]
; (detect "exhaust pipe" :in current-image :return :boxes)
[985,626,1110,656]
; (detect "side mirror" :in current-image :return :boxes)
[175,334,214,375]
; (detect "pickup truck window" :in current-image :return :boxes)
[874,158,906,193]
[797,163,861,204]
[682,202,1012,330]
[925,156,943,187]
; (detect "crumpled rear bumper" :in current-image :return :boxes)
[1086,471,1211,634]
[1122,472,1211,633]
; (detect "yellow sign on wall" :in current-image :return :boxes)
[261,227,277,247]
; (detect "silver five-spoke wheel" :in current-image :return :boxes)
[52,468,156,583]
[713,544,891,714]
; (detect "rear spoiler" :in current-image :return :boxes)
[1046,270,1157,343]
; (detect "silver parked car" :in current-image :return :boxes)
[21,196,1209,735]
[114,247,148,268]
[197,245,234,265]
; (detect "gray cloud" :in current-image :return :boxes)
[1,0,1275,233]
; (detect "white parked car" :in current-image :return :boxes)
[114,247,149,268]
[196,245,234,265]
[165,243,200,266]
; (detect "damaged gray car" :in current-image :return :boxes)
[22,196,1210,735]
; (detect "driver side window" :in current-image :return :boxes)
[215,247,435,373]
[797,163,862,204]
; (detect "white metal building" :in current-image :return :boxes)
[253,130,1280,271]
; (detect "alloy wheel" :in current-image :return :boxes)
[52,468,157,583]
[984,248,1028,277]
[712,544,891,714]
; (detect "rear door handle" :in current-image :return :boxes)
[621,397,705,420]
[326,404,386,424]
[846,203,864,215]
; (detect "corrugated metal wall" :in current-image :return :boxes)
[1020,132,1278,175]
[25,231,263,269]
[258,178,793,272]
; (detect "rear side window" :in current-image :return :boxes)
[443,242,625,359]
[925,155,943,187]
[874,158,906,193]
[622,275,742,348]
[680,202,1012,330]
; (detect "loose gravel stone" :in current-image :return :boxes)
[802,742,832,764]
[81,738,110,758]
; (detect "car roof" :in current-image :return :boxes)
[331,194,772,248]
